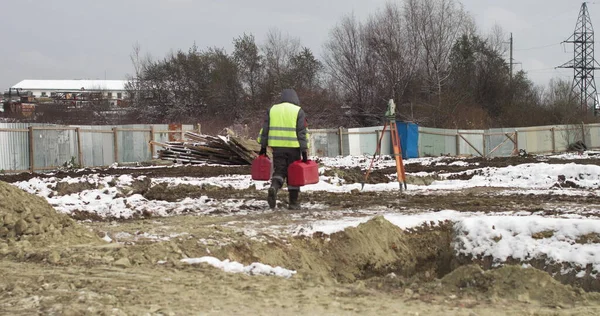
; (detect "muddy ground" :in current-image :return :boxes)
[2,156,600,315]
[3,154,600,184]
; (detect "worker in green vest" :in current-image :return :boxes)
[258,89,308,210]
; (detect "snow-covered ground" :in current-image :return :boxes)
[13,154,600,217]
[9,152,600,277]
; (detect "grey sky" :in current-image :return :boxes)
[0,0,590,90]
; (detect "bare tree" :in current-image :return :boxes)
[543,78,587,124]
[487,23,508,56]
[365,2,419,107]
[262,28,300,95]
[323,14,380,125]
[404,0,471,125]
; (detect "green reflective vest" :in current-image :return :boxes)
[267,102,301,148]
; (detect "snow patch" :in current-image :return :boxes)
[181,257,296,278]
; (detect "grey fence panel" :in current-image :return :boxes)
[516,125,556,154]
[346,127,361,156]
[351,126,392,156]
[555,125,579,152]
[33,128,78,169]
[346,126,389,156]
[118,124,151,163]
[77,125,114,167]
[342,129,350,156]
[0,123,30,171]
[458,130,484,157]
[310,130,335,157]
[589,124,600,149]
[419,127,457,157]
[309,128,349,157]
[486,128,516,157]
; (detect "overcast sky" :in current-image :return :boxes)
[0,0,591,90]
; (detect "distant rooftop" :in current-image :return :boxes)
[11,79,128,91]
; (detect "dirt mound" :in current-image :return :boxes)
[0,181,100,249]
[216,216,453,283]
[442,264,598,306]
[54,181,98,196]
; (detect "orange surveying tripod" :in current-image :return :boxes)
[362,99,407,191]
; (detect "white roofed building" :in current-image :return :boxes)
[10,79,129,100]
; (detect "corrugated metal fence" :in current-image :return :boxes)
[0,123,196,172]
[310,123,600,158]
[1,122,597,172]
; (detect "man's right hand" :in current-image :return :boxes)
[259,147,267,156]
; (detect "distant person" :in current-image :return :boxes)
[258,89,308,210]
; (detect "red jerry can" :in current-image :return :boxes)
[251,155,272,181]
[288,160,319,187]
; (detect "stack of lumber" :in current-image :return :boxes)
[152,131,262,165]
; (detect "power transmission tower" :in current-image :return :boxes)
[558,2,600,115]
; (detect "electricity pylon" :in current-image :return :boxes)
[558,2,600,115]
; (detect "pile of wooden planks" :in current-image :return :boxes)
[151,131,262,165]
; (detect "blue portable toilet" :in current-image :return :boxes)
[395,121,419,159]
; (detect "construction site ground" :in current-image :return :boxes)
[1,154,600,315]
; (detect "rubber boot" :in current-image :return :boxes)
[288,190,301,210]
[267,180,281,209]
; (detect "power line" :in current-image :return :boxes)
[514,43,561,51]
[526,67,559,72]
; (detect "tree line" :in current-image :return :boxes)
[126,0,596,134]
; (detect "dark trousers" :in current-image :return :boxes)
[271,147,301,190]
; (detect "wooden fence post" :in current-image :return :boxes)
[338,126,344,156]
[196,123,202,134]
[28,126,34,173]
[113,127,119,163]
[514,130,519,153]
[150,125,155,159]
[76,127,83,167]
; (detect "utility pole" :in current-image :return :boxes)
[509,33,513,81]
